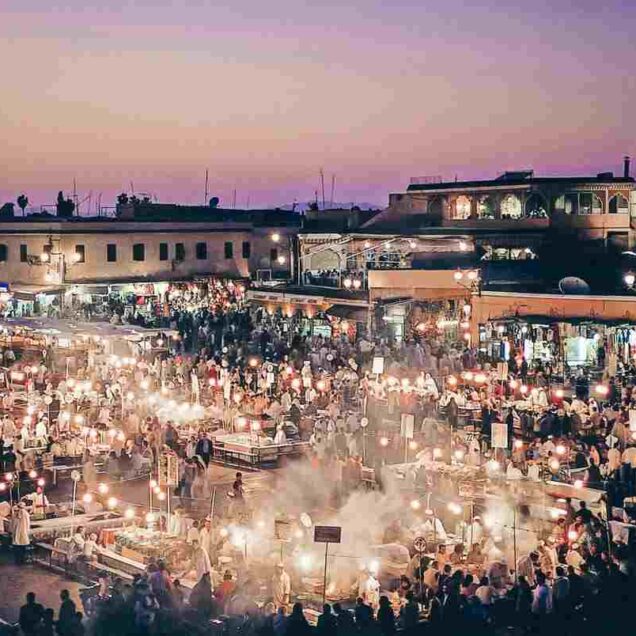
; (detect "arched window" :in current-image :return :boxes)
[477,196,495,219]
[579,192,602,215]
[453,195,471,220]
[609,194,629,214]
[525,194,548,218]
[556,193,578,214]
[427,196,444,217]
[500,194,522,219]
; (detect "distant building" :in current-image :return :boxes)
[0,202,300,310]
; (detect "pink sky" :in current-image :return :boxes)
[1,0,635,209]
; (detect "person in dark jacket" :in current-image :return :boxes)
[376,596,395,636]
[316,604,338,636]
[285,602,311,636]
[332,603,356,636]
[57,590,76,636]
[19,592,43,636]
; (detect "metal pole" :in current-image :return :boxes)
[209,487,217,521]
[71,479,77,533]
[512,505,518,583]
[322,542,329,605]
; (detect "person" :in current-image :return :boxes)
[531,571,552,616]
[273,606,287,636]
[191,539,212,581]
[57,590,76,636]
[19,592,43,636]
[285,602,311,636]
[552,566,571,618]
[377,596,395,635]
[195,432,213,465]
[37,608,55,636]
[189,572,214,618]
[475,576,495,606]
[232,471,244,499]
[12,502,31,564]
[214,570,236,613]
[333,603,356,636]
[316,603,338,636]
[354,597,373,627]
[513,576,532,619]
[399,590,419,631]
[271,563,291,610]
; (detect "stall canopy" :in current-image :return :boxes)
[325,305,368,322]
[12,285,65,300]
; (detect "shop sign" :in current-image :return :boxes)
[400,413,414,439]
[314,525,342,544]
[491,422,508,449]
[274,519,292,542]
[159,451,179,486]
[372,356,384,375]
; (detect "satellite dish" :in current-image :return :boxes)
[558,277,590,295]
[300,513,313,528]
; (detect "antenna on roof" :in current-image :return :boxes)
[330,174,336,207]
[204,169,209,205]
[130,181,135,195]
[320,168,326,210]
[232,189,237,209]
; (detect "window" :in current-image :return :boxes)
[242,241,251,259]
[43,244,52,257]
[524,194,548,218]
[477,196,495,219]
[107,244,117,262]
[175,243,185,261]
[0,245,7,262]
[579,193,602,215]
[609,194,629,214]
[195,242,207,260]
[74,245,85,263]
[270,248,278,262]
[132,243,145,261]
[224,241,233,259]
[453,195,472,220]
[159,243,169,261]
[20,244,28,263]
[500,194,522,219]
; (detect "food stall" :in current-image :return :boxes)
[212,432,310,467]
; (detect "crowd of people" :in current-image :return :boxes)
[0,278,635,635]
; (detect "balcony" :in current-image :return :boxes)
[440,217,549,231]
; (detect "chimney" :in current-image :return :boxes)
[624,155,631,178]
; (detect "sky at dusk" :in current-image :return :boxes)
[1,0,635,210]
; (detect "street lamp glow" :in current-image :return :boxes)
[107,497,118,509]
[124,508,135,519]
[624,273,636,287]
[410,499,421,511]
[82,494,93,504]
[271,233,281,243]
[379,437,389,447]
[453,271,463,281]
[98,483,109,495]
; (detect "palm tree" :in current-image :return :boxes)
[16,194,28,217]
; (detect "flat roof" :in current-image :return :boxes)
[406,174,635,192]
